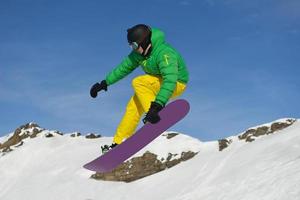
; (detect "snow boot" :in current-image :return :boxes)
[101,143,118,154]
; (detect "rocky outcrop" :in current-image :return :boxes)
[270,120,295,132]
[0,123,43,153]
[218,138,233,151]
[85,133,101,139]
[71,132,81,137]
[218,118,297,151]
[30,128,42,138]
[162,132,179,139]
[0,122,61,154]
[54,131,64,136]
[2,146,12,153]
[238,118,296,143]
[19,123,40,130]
[238,126,269,142]
[45,133,54,138]
[91,150,198,182]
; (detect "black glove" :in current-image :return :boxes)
[90,80,108,98]
[143,101,164,124]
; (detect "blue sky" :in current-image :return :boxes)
[0,0,299,141]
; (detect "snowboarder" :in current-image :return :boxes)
[90,24,189,153]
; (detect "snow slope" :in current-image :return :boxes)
[1,120,300,200]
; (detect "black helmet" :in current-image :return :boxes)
[127,24,152,51]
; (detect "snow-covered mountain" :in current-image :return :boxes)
[0,118,300,200]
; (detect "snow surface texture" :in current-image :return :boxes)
[1,120,300,200]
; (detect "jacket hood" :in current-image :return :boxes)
[151,28,165,50]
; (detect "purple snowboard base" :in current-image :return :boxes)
[83,99,190,172]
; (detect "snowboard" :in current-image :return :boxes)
[83,99,190,172]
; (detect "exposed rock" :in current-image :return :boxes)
[30,128,43,138]
[238,129,256,141]
[45,133,54,138]
[163,132,179,139]
[2,146,12,153]
[1,131,22,151]
[14,141,24,148]
[254,126,269,137]
[54,131,64,136]
[218,138,233,151]
[238,119,296,143]
[15,128,22,136]
[219,119,297,150]
[270,120,295,133]
[167,152,178,161]
[85,133,101,139]
[0,123,45,151]
[91,150,198,182]
[181,151,197,161]
[19,122,40,130]
[71,132,81,137]
[245,136,255,142]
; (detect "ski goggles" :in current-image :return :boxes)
[129,42,139,50]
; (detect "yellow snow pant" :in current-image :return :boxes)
[113,74,187,144]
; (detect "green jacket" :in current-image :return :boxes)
[105,28,189,106]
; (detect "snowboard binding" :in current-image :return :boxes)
[101,143,118,154]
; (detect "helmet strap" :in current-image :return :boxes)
[142,43,152,57]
